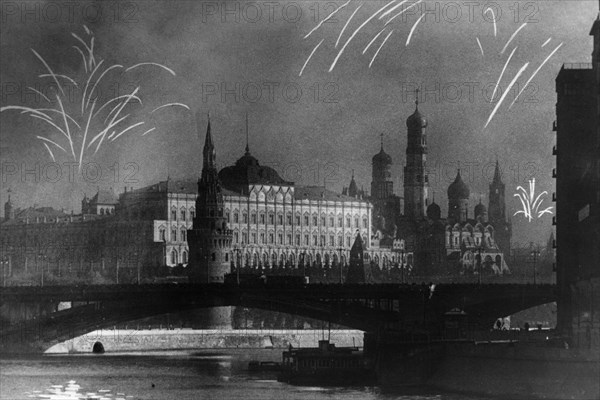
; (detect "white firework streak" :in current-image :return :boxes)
[491,46,518,103]
[126,63,176,76]
[513,179,553,222]
[36,135,67,153]
[484,7,497,37]
[385,0,422,26]
[27,87,51,103]
[304,0,352,39]
[89,114,129,149]
[35,109,81,129]
[29,114,69,138]
[484,62,529,128]
[85,64,123,110]
[1,106,51,119]
[141,127,157,136]
[476,37,484,56]
[78,100,96,170]
[379,0,407,20]
[369,30,394,68]
[330,0,398,72]
[336,3,363,48]
[501,22,527,54]
[81,60,105,114]
[405,13,425,46]
[151,103,191,113]
[72,46,88,73]
[93,94,142,119]
[39,74,78,87]
[363,27,388,54]
[31,49,65,96]
[509,43,563,109]
[299,39,325,76]
[54,93,76,160]
[42,142,56,162]
[110,122,145,142]
[541,37,551,47]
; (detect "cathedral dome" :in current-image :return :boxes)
[218,149,292,193]
[372,147,392,164]
[406,107,427,130]
[426,201,441,220]
[474,200,487,217]
[447,170,470,199]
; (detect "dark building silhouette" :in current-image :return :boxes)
[554,12,600,344]
[488,161,511,258]
[187,114,233,283]
[346,233,366,284]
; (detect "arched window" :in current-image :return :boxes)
[171,208,177,220]
[159,228,166,241]
[190,207,196,219]
[182,251,188,264]
[171,228,177,241]
[171,250,178,264]
[180,229,187,242]
[100,208,105,215]
[181,208,186,221]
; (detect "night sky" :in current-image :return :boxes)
[1,0,597,246]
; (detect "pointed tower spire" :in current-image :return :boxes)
[493,158,502,183]
[380,133,384,150]
[245,112,250,155]
[415,88,419,110]
[203,112,216,169]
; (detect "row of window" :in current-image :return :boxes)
[227,212,368,229]
[159,228,188,242]
[170,208,196,221]
[232,231,366,247]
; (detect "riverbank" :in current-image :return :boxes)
[45,329,364,354]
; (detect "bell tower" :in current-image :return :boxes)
[403,90,429,218]
[187,113,233,283]
[488,160,511,256]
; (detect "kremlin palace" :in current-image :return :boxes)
[0,101,511,282]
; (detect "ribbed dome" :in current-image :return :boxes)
[474,200,487,217]
[447,170,470,199]
[372,147,392,164]
[427,201,441,220]
[406,107,427,130]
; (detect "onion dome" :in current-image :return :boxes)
[426,201,441,220]
[406,99,427,130]
[372,147,392,164]
[474,199,487,218]
[447,170,470,199]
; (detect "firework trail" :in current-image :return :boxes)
[363,28,388,54]
[385,0,422,26]
[369,30,394,68]
[126,62,177,76]
[304,0,352,39]
[0,27,188,169]
[484,8,497,37]
[329,0,398,72]
[299,39,325,76]
[541,37,552,47]
[509,43,563,109]
[379,0,407,20]
[476,37,484,56]
[501,23,527,54]
[336,3,363,48]
[514,178,553,222]
[406,13,425,46]
[491,46,518,102]
[484,62,529,128]
[151,103,192,113]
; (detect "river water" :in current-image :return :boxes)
[1,349,481,400]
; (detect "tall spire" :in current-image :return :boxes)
[203,112,216,169]
[380,133,384,150]
[415,88,419,110]
[493,159,502,183]
[245,112,250,155]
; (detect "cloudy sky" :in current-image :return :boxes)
[0,0,597,245]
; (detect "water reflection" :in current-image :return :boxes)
[24,380,134,400]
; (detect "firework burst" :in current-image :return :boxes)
[513,178,554,222]
[1,26,189,170]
